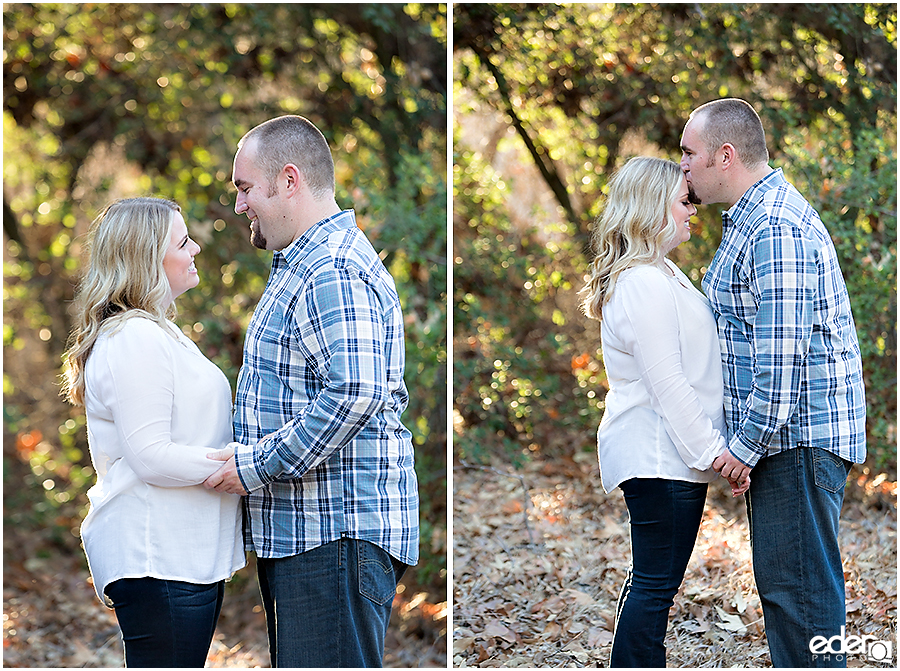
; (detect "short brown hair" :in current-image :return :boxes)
[239,115,335,200]
[690,98,769,169]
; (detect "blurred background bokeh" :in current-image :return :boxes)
[453,2,896,478]
[3,3,447,666]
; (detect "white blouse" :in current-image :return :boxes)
[81,315,245,605]
[597,259,727,493]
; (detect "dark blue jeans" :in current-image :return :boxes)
[746,447,851,668]
[610,478,708,668]
[256,538,407,668]
[105,577,224,668]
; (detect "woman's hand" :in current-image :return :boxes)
[713,449,752,497]
[726,473,751,497]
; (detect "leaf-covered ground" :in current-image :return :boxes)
[3,534,446,668]
[453,453,896,668]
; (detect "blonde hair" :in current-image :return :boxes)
[239,115,335,200]
[61,197,181,405]
[580,157,685,320]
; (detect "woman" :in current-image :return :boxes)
[580,157,747,667]
[61,197,245,667]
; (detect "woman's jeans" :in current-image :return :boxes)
[746,447,851,668]
[105,577,224,668]
[610,478,707,668]
[256,538,407,668]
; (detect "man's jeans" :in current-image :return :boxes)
[105,577,224,667]
[257,538,407,668]
[746,447,851,668]
[610,478,708,667]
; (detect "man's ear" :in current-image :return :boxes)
[282,163,304,196]
[720,143,737,170]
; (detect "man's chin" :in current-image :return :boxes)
[249,220,268,249]
[250,230,268,250]
[687,184,702,205]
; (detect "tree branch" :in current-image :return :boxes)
[472,46,579,228]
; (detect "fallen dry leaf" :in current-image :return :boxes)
[453,458,896,668]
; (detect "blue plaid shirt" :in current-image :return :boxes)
[233,209,419,565]
[702,169,866,468]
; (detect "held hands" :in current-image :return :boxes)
[726,474,751,497]
[713,449,751,497]
[203,445,248,496]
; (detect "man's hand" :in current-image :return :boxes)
[713,449,752,498]
[204,447,248,496]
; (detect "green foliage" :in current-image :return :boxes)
[374,151,449,582]
[453,144,590,466]
[453,3,897,476]
[3,3,447,598]
[454,2,896,236]
[783,126,897,471]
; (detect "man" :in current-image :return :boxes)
[680,98,866,668]
[204,115,419,668]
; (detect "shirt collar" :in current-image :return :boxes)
[275,209,357,267]
[724,168,786,227]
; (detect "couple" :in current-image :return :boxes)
[61,116,419,668]
[583,99,866,668]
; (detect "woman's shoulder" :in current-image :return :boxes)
[102,313,179,347]
[615,263,673,292]
[608,264,690,316]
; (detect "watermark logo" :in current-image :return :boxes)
[809,626,893,664]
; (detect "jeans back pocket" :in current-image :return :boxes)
[357,540,398,606]
[812,449,850,494]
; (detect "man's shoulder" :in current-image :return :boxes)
[757,171,817,217]
[735,180,815,236]
[762,177,809,206]
[325,225,389,279]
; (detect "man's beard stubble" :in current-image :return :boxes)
[250,180,277,250]
[687,183,702,205]
[250,222,267,250]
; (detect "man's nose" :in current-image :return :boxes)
[235,192,246,215]
[679,154,689,173]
